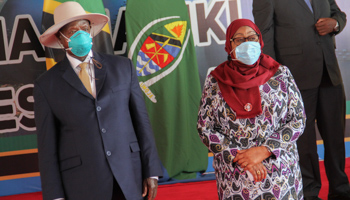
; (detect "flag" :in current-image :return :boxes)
[125,0,208,180]
[41,0,113,70]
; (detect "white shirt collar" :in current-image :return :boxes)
[66,50,93,69]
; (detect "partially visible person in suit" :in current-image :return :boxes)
[253,1,349,199]
[197,19,306,200]
[34,2,162,200]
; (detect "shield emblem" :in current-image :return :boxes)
[136,21,187,77]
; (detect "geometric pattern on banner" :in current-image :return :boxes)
[136,21,185,77]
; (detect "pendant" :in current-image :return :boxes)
[244,103,252,112]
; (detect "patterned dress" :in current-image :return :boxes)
[197,66,306,200]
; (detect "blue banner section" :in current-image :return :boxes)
[0,177,41,196]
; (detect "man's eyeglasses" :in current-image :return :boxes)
[230,34,259,46]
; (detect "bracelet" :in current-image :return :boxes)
[334,21,339,32]
[265,146,273,156]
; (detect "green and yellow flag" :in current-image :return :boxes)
[125,0,208,180]
[41,0,113,70]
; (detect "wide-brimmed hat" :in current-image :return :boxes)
[39,1,109,49]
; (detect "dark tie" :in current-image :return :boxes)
[304,0,313,13]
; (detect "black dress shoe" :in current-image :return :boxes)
[304,196,322,200]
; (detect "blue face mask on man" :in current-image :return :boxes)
[60,30,93,57]
[232,41,261,65]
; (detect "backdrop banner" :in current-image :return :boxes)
[125,0,208,180]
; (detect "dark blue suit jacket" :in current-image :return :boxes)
[253,0,346,90]
[34,52,162,200]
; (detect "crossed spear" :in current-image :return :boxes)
[138,38,171,74]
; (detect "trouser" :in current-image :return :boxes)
[298,71,349,197]
[112,178,126,200]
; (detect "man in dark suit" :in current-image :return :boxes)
[34,2,162,200]
[253,0,348,199]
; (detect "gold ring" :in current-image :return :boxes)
[256,170,260,175]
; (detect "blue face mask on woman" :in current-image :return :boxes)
[60,30,93,57]
[232,41,261,65]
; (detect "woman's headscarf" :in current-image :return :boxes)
[210,19,280,119]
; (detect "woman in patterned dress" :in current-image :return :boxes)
[197,19,306,200]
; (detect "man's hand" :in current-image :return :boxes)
[142,178,158,200]
[315,18,337,36]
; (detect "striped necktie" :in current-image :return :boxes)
[78,62,92,95]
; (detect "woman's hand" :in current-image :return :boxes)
[233,146,271,182]
[246,162,267,182]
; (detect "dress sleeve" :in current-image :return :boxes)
[262,67,306,159]
[197,75,238,164]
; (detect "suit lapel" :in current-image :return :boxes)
[311,0,320,20]
[92,52,107,97]
[296,0,314,16]
[61,56,95,100]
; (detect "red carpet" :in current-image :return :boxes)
[156,160,350,200]
[1,159,350,200]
